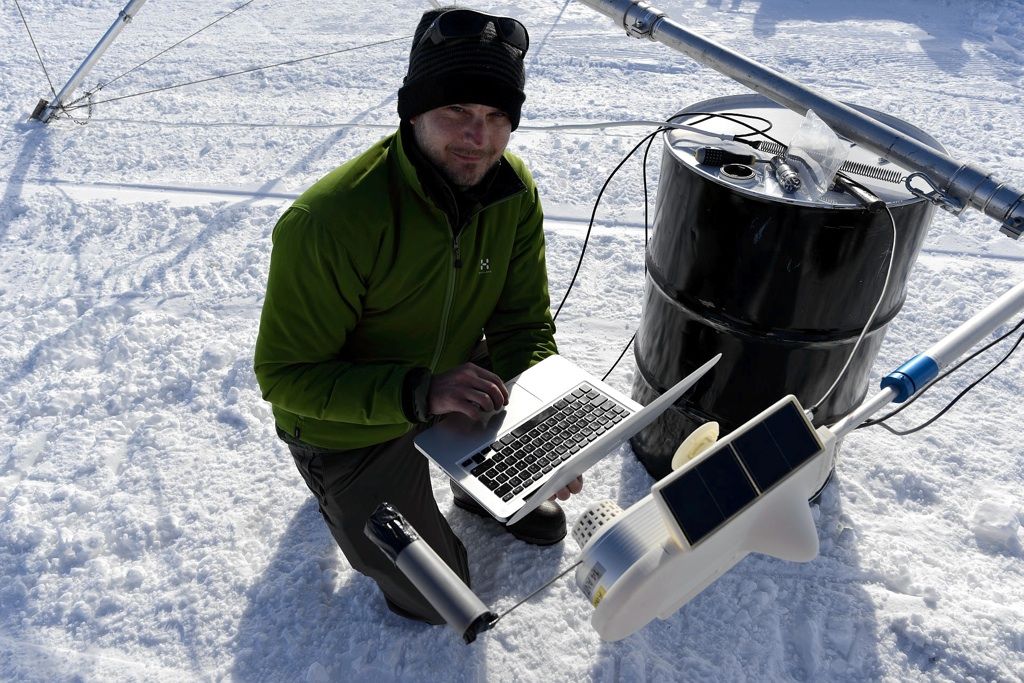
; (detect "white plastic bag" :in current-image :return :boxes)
[787,110,849,198]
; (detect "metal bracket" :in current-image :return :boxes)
[905,172,964,215]
[623,2,665,39]
[1000,198,1024,239]
[29,99,49,121]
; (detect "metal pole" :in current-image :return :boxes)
[830,279,1024,439]
[575,0,1024,240]
[34,0,148,123]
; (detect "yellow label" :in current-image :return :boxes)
[592,586,607,607]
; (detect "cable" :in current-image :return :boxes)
[865,327,1024,436]
[858,316,1024,434]
[520,118,761,138]
[68,117,778,135]
[641,127,659,275]
[14,0,56,97]
[683,111,786,148]
[556,111,775,323]
[489,561,582,625]
[598,129,659,382]
[809,205,897,414]
[62,34,413,111]
[602,332,636,382]
[552,111,788,378]
[867,316,1024,424]
[68,0,258,107]
[551,126,663,321]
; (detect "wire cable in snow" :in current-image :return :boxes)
[602,331,636,382]
[68,0,258,107]
[62,34,413,111]
[552,127,663,322]
[14,0,57,97]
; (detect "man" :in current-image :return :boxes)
[254,7,582,625]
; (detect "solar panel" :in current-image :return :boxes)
[657,461,722,545]
[732,422,789,491]
[761,402,821,469]
[654,397,823,547]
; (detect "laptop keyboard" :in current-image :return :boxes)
[459,383,631,502]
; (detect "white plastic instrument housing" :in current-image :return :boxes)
[574,395,837,641]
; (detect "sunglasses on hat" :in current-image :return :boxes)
[417,9,529,58]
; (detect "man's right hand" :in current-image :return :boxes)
[428,363,509,421]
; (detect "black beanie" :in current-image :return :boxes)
[397,8,527,131]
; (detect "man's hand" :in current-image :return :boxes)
[428,362,509,421]
[549,475,583,502]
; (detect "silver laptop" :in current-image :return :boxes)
[414,353,721,526]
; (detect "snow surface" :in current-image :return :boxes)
[1,0,1023,681]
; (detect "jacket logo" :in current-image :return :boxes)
[479,258,491,274]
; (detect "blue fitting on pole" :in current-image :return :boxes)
[880,355,940,403]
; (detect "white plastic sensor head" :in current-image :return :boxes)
[573,395,837,641]
[670,421,719,469]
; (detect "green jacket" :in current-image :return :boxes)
[254,128,557,450]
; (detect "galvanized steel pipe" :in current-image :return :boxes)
[37,0,149,123]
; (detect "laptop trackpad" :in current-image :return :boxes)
[438,380,545,440]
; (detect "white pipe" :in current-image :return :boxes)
[829,279,1024,439]
[829,387,897,440]
[925,279,1024,369]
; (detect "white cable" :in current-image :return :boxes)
[809,205,899,414]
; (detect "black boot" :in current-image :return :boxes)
[450,480,566,546]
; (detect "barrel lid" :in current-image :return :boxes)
[664,94,946,208]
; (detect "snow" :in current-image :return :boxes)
[1,0,1023,680]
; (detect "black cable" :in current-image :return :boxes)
[68,0,258,107]
[552,126,663,321]
[600,126,661,381]
[561,111,784,378]
[14,0,56,97]
[62,34,413,111]
[490,561,582,624]
[602,332,636,382]
[865,327,1024,436]
[863,315,1024,425]
[858,316,1024,434]
[682,111,785,147]
[641,128,658,275]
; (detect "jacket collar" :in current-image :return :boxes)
[393,123,526,230]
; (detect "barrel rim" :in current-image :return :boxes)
[664,93,947,209]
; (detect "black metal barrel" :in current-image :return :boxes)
[631,95,943,480]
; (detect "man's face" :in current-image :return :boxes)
[410,103,513,189]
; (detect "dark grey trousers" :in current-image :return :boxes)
[280,427,470,624]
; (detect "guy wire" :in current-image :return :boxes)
[14,0,57,97]
[69,0,259,107]
[62,34,413,111]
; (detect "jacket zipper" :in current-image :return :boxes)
[425,178,527,373]
[428,225,460,371]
